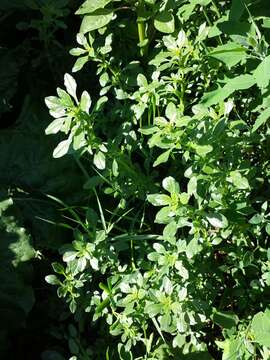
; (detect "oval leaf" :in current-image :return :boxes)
[80,9,114,33]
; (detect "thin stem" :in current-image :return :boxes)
[211,0,221,18]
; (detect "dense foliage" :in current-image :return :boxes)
[1,0,270,359]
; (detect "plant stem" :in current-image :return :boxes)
[211,0,221,18]
[137,0,148,57]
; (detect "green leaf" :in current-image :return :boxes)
[216,338,243,360]
[162,176,180,194]
[165,102,177,122]
[206,213,228,229]
[94,151,106,170]
[251,311,270,347]
[45,275,60,285]
[63,251,77,262]
[228,170,249,189]
[137,74,148,87]
[80,90,91,113]
[153,149,171,167]
[53,138,72,158]
[69,47,88,56]
[252,107,270,132]
[208,42,246,68]
[173,334,185,348]
[145,303,163,317]
[80,9,114,33]
[45,96,62,110]
[64,73,77,101]
[179,192,189,205]
[202,75,256,107]
[72,56,89,73]
[212,310,239,329]
[253,55,270,89]
[175,261,189,280]
[45,117,65,135]
[249,213,263,225]
[163,221,177,243]
[140,126,158,135]
[76,0,112,15]
[187,177,197,196]
[147,194,171,206]
[194,144,213,157]
[0,198,13,214]
[154,11,175,34]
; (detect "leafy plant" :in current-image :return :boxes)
[44,0,270,359]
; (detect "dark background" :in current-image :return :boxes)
[0,1,89,358]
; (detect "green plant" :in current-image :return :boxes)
[44,0,270,358]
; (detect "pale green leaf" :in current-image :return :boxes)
[206,213,228,229]
[147,194,171,206]
[253,55,270,89]
[80,90,91,113]
[209,42,246,68]
[153,149,171,167]
[45,117,65,135]
[252,107,270,132]
[154,11,175,34]
[94,151,106,170]
[251,311,270,347]
[53,138,72,158]
[64,73,77,100]
[76,0,112,15]
[72,56,89,73]
[162,176,180,194]
[80,9,114,33]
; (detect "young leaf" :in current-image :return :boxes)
[64,73,77,101]
[153,149,171,167]
[165,102,177,123]
[147,194,171,206]
[53,138,72,158]
[45,117,66,135]
[94,151,106,170]
[45,275,60,285]
[162,177,180,194]
[80,90,91,113]
[72,56,89,73]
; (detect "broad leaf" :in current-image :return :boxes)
[254,55,270,89]
[252,107,270,132]
[206,213,228,228]
[154,11,175,34]
[147,194,171,206]
[208,42,246,68]
[251,311,270,347]
[76,0,112,15]
[162,176,180,194]
[94,151,106,170]
[80,9,114,33]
